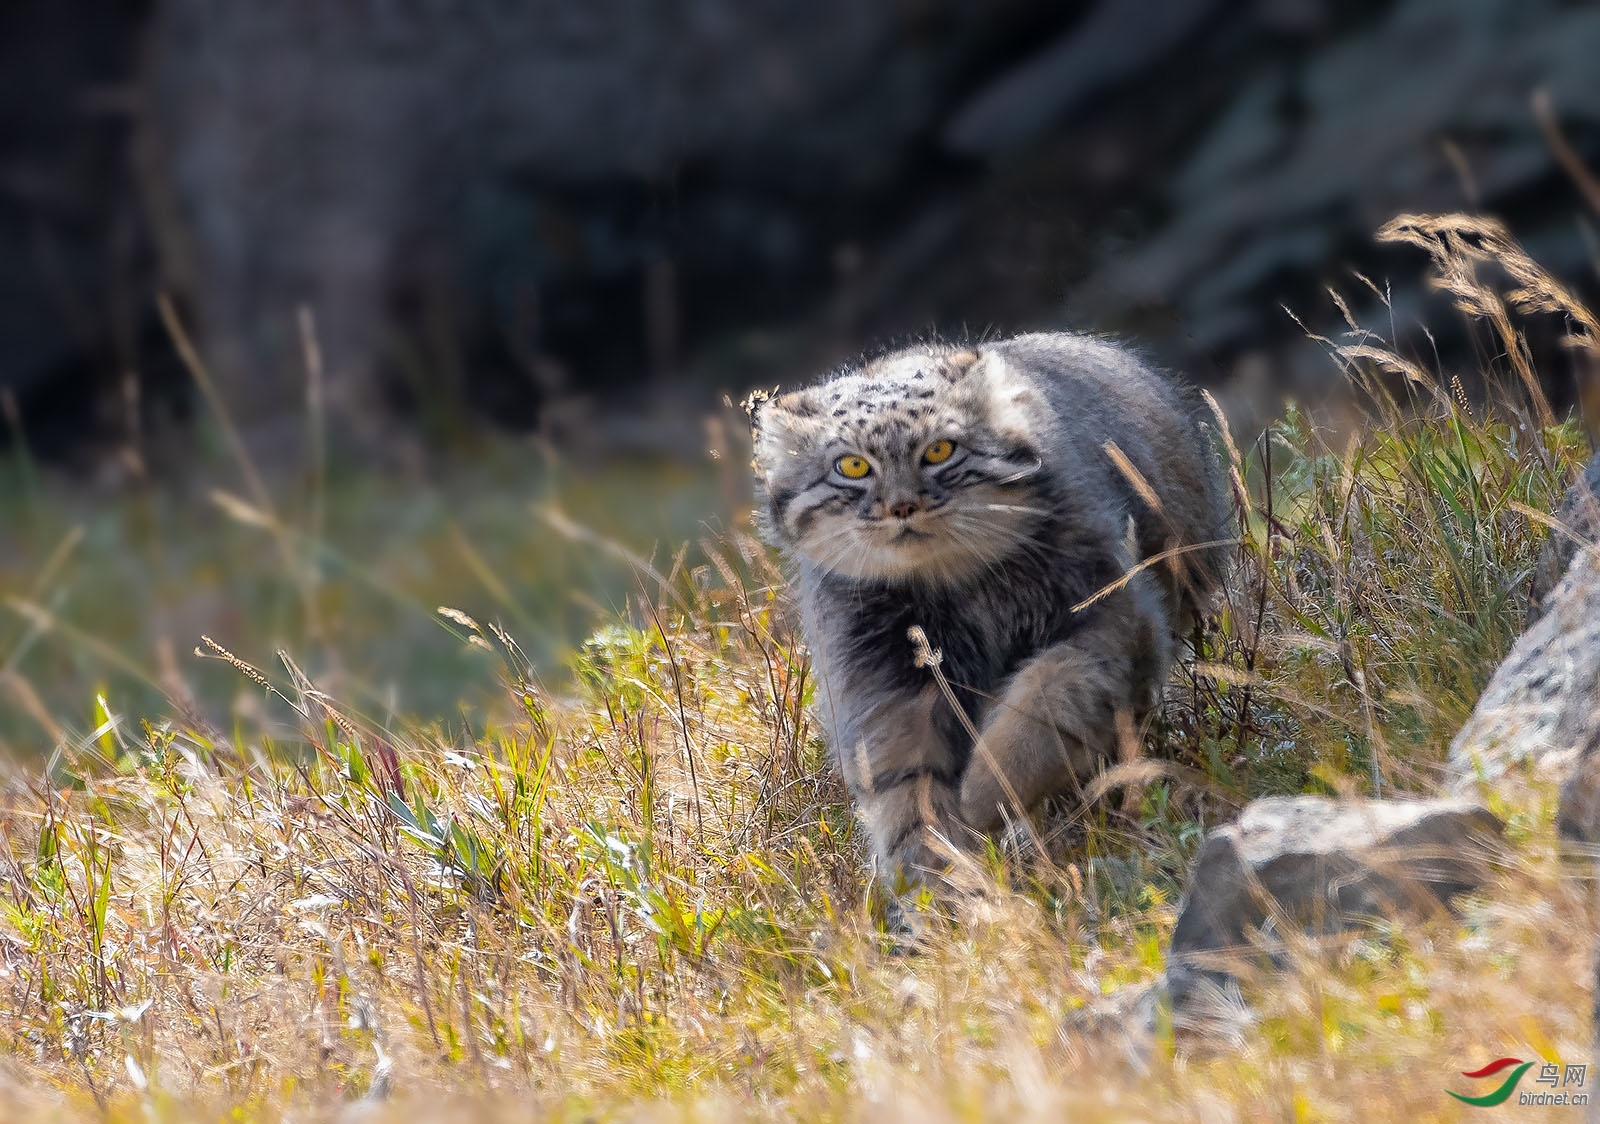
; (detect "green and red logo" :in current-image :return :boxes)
[1450,1055,1589,1107]
[1448,1058,1534,1107]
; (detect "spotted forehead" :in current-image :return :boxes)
[760,350,983,461]
[805,362,945,425]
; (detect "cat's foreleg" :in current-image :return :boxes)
[830,684,973,886]
[957,577,1173,834]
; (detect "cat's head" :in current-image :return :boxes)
[748,346,1049,584]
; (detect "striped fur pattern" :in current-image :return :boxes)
[749,333,1230,887]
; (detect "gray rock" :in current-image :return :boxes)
[1071,0,1600,356]
[1166,795,1504,1010]
[1529,452,1600,625]
[1451,445,1600,845]
[1449,547,1600,830]
[1560,762,1600,847]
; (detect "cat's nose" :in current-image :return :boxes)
[888,499,921,519]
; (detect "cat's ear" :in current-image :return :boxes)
[941,349,982,381]
[773,390,822,418]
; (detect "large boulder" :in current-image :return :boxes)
[1449,542,1600,842]
[1166,796,1504,1012]
[1529,452,1600,624]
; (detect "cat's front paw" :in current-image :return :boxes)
[996,814,1044,866]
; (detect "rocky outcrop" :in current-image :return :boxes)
[1465,448,1600,845]
[1068,0,1600,362]
[1530,453,1600,624]
[1468,447,1600,843]
[1165,796,1505,1012]
[1448,545,1600,834]
[1448,479,1600,848]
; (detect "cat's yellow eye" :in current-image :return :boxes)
[922,439,956,465]
[836,454,872,479]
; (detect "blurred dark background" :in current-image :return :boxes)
[4,0,1599,472]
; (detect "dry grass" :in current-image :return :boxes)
[1,213,1598,1121]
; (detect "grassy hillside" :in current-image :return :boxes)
[0,214,1596,1121]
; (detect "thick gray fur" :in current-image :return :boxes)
[749,332,1230,885]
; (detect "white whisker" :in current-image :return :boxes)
[981,503,1052,517]
[993,460,1043,485]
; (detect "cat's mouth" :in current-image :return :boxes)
[862,514,940,541]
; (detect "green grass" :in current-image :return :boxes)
[0,442,730,748]
[0,212,1596,1121]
